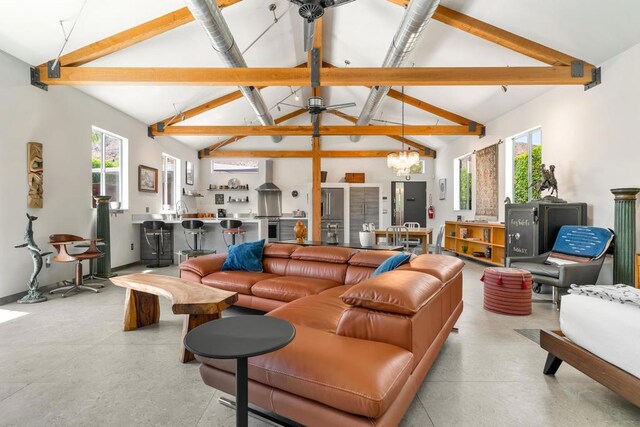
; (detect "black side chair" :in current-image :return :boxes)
[182,220,206,251]
[220,219,245,247]
[142,220,172,268]
[179,220,216,263]
[507,226,614,309]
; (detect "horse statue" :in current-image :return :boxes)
[14,213,51,303]
[530,164,560,200]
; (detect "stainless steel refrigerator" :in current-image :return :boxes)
[320,188,345,244]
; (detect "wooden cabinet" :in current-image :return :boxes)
[444,221,505,266]
[349,187,380,243]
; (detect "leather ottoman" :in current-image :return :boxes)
[481,267,532,315]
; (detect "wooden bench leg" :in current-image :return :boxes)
[543,352,563,375]
[123,288,160,331]
[180,313,220,363]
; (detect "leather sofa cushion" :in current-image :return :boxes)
[319,285,352,298]
[399,254,465,284]
[199,325,414,418]
[286,260,348,284]
[341,270,442,315]
[336,307,413,352]
[290,246,358,264]
[202,271,279,295]
[262,257,290,276]
[348,251,398,268]
[344,265,375,286]
[179,253,227,277]
[263,243,299,259]
[251,276,341,302]
[268,295,349,333]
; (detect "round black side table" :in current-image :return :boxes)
[184,315,296,427]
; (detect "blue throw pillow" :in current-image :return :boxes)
[371,253,411,277]
[221,239,265,272]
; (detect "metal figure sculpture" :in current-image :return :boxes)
[14,213,51,303]
[531,164,560,200]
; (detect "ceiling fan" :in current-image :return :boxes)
[289,0,356,52]
[306,96,356,137]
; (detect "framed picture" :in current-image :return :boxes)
[185,161,194,185]
[138,165,158,193]
[438,178,446,200]
[214,194,225,205]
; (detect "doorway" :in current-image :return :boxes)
[391,181,427,226]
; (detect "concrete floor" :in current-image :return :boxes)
[0,261,639,427]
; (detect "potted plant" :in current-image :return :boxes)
[461,245,469,254]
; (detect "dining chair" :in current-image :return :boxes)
[386,226,409,251]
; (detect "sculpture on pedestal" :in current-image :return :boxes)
[530,164,563,202]
[14,213,51,303]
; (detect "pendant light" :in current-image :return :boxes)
[387,86,420,176]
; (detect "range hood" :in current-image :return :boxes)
[256,160,281,192]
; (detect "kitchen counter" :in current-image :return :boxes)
[279,217,307,221]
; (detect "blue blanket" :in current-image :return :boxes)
[551,226,613,259]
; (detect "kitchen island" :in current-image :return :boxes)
[132,215,268,263]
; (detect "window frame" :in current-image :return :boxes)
[161,153,180,213]
[506,127,542,203]
[91,126,128,209]
[453,153,473,211]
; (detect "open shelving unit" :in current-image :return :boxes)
[444,221,505,266]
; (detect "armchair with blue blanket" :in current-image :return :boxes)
[506,226,614,308]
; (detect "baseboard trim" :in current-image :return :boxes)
[0,261,152,306]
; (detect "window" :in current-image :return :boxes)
[453,154,473,210]
[507,127,542,203]
[92,127,127,208]
[162,153,179,211]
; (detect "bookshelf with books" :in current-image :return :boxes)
[444,221,505,266]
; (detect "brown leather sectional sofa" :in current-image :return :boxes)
[180,243,464,426]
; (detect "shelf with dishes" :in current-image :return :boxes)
[444,221,505,266]
[207,188,249,192]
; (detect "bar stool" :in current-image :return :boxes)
[178,220,215,263]
[142,220,172,268]
[220,219,245,247]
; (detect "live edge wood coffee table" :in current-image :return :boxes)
[111,273,237,363]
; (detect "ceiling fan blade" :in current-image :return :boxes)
[326,0,357,7]
[324,102,357,111]
[303,19,316,53]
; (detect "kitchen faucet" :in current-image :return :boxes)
[175,200,188,217]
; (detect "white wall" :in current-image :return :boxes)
[197,156,434,223]
[432,40,640,250]
[0,49,198,299]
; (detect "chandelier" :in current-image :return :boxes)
[387,86,420,176]
[387,150,420,176]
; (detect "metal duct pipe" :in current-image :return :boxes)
[184,0,282,142]
[350,0,440,142]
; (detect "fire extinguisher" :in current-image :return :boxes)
[428,194,435,219]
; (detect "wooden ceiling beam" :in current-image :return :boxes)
[327,110,436,158]
[152,62,308,131]
[385,88,479,127]
[36,64,595,86]
[153,124,481,137]
[387,1,587,67]
[197,108,307,156]
[323,61,482,134]
[200,150,424,158]
[46,2,241,68]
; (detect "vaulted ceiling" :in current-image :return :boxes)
[2,0,640,151]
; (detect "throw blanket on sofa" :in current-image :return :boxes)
[569,284,640,308]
